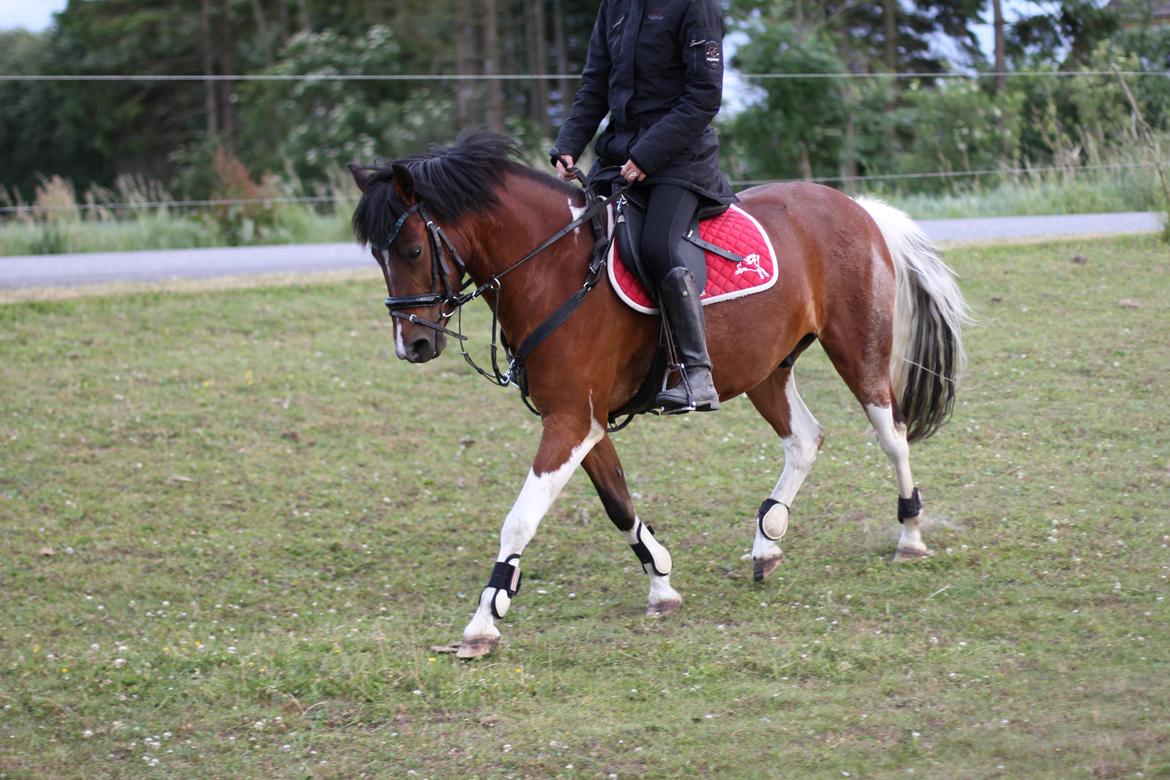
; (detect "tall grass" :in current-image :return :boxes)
[886,163,1167,219]
[0,166,357,257]
[871,140,1170,219]
[2,143,1167,256]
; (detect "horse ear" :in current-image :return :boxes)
[392,163,416,205]
[347,162,371,193]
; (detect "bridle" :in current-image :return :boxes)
[375,201,470,339]
[373,169,629,390]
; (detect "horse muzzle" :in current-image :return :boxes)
[401,331,447,363]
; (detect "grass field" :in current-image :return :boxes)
[1,235,1168,778]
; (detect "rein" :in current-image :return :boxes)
[380,169,628,398]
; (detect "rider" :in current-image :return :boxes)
[550,0,735,413]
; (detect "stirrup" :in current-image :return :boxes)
[656,365,719,414]
[656,365,693,414]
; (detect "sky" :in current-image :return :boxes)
[0,0,66,32]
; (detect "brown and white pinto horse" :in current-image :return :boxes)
[349,132,968,658]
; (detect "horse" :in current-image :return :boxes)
[348,131,968,659]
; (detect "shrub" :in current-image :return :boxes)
[210,147,281,246]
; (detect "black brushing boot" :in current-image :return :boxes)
[655,267,720,413]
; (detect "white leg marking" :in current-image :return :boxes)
[897,516,927,555]
[462,418,606,641]
[753,373,823,562]
[647,573,681,608]
[622,518,681,610]
[866,404,914,496]
[865,403,928,555]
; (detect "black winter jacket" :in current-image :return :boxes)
[551,0,735,204]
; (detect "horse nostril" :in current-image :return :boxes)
[409,336,432,361]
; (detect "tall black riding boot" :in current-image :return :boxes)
[655,267,720,413]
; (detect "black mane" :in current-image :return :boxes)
[351,130,575,248]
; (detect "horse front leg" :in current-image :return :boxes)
[581,435,682,616]
[457,410,606,659]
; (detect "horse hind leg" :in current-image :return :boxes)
[581,435,682,616]
[819,328,931,561]
[866,402,931,560]
[746,363,824,581]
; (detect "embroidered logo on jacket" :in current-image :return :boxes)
[705,43,721,70]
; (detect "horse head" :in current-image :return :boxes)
[350,161,462,364]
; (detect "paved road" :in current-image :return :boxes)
[0,242,371,289]
[1,211,1163,290]
[920,210,1163,243]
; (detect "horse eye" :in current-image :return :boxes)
[407,246,423,260]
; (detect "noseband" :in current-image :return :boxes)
[375,202,470,341]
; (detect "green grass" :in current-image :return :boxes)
[1,235,1168,778]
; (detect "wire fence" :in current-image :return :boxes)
[730,160,1169,187]
[2,161,1165,215]
[0,195,339,215]
[0,69,1167,83]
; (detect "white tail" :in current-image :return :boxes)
[855,197,971,442]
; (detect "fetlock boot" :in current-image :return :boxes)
[655,267,720,413]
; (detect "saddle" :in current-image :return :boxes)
[609,195,779,315]
[614,190,733,297]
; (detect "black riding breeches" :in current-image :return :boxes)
[639,184,700,290]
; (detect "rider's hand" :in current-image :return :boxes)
[555,155,576,182]
[620,159,646,183]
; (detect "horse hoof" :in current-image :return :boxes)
[893,546,933,562]
[646,598,682,617]
[455,636,499,659]
[753,554,783,582]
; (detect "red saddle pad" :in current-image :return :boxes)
[608,204,778,314]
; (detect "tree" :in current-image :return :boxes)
[0,31,89,196]
[1007,0,1121,65]
[234,26,454,184]
[726,22,848,181]
[484,0,503,131]
[46,1,211,186]
[993,0,1006,92]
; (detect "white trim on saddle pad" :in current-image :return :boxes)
[607,204,779,315]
